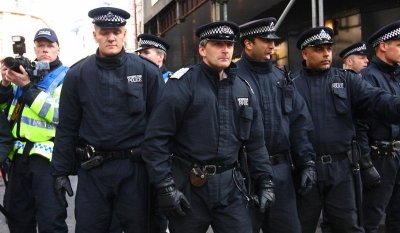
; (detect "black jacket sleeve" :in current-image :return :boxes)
[0,110,12,161]
[289,88,316,167]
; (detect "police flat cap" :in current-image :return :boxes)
[135,33,170,53]
[34,28,59,44]
[88,7,130,28]
[296,26,334,50]
[239,17,280,40]
[339,41,367,59]
[196,21,239,42]
[368,20,400,47]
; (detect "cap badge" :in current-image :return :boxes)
[106,11,114,20]
[221,26,231,34]
[38,31,51,36]
[269,22,275,29]
[319,30,331,40]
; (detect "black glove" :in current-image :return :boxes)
[257,177,275,213]
[155,177,190,217]
[53,176,73,207]
[298,160,317,196]
[359,154,381,189]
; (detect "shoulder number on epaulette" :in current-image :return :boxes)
[170,68,189,79]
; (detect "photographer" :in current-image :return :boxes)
[0,28,69,233]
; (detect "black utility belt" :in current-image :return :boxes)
[76,145,142,170]
[371,140,400,156]
[189,163,236,187]
[172,155,236,187]
[316,152,349,164]
[192,163,236,176]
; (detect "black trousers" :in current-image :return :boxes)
[363,152,400,233]
[75,159,149,233]
[4,154,68,233]
[297,159,364,233]
[251,163,301,233]
[168,168,252,233]
[108,188,169,233]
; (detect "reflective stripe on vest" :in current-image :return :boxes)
[9,140,54,161]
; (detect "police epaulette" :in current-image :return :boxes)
[170,67,190,79]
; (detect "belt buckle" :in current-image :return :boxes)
[321,154,332,164]
[203,165,216,175]
[85,145,96,158]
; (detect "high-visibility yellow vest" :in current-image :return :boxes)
[1,66,68,161]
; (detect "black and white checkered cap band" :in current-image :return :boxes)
[200,25,234,39]
[342,44,367,58]
[240,23,275,37]
[93,11,126,24]
[138,39,167,52]
[301,29,332,49]
[372,28,400,47]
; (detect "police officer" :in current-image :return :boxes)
[136,33,172,83]
[142,21,275,233]
[0,28,69,233]
[136,33,171,233]
[357,20,400,233]
[236,18,316,233]
[292,26,400,233]
[51,7,163,233]
[339,41,369,73]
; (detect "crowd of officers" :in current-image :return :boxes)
[0,5,399,233]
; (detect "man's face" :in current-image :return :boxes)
[302,44,332,71]
[380,39,400,65]
[345,54,369,73]
[244,37,275,62]
[199,40,234,71]
[93,26,126,57]
[137,48,164,67]
[34,39,60,62]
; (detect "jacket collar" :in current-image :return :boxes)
[95,48,127,69]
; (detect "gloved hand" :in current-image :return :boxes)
[298,160,317,196]
[53,176,73,207]
[257,177,275,213]
[155,177,190,217]
[359,154,381,189]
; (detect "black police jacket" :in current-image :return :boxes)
[0,110,12,161]
[236,54,316,167]
[356,56,400,154]
[52,49,164,176]
[293,66,400,156]
[142,62,273,183]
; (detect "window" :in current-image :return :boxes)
[181,0,207,18]
[159,3,177,34]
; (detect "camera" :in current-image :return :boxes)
[3,36,50,79]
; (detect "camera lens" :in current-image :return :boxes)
[3,57,21,73]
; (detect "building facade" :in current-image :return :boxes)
[141,0,400,71]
